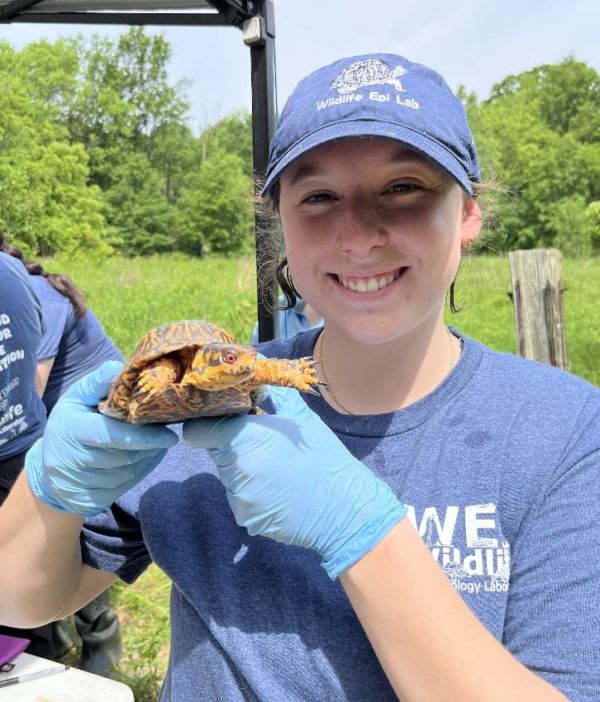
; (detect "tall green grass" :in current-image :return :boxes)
[448,255,600,386]
[51,252,599,700]
[57,253,260,356]
[55,252,600,385]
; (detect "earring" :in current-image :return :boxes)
[461,240,471,252]
[337,241,349,257]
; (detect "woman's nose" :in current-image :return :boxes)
[336,200,388,258]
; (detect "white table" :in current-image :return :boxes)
[0,652,134,701]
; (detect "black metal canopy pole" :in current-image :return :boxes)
[0,0,44,20]
[0,0,244,25]
[245,0,277,342]
[2,12,231,24]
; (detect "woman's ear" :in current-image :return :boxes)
[461,198,482,246]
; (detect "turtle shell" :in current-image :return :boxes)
[127,320,236,367]
[98,319,320,424]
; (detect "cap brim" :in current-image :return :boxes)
[262,119,475,196]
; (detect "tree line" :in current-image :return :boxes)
[0,28,598,259]
[0,27,253,259]
[463,56,600,256]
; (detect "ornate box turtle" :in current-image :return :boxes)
[98,320,321,424]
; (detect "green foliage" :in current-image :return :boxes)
[200,110,254,176]
[19,38,80,121]
[467,56,600,255]
[52,253,258,354]
[67,29,190,181]
[0,41,110,257]
[176,149,254,256]
[543,195,592,258]
[103,152,176,255]
[63,28,196,253]
[585,201,600,253]
[174,112,255,257]
[536,57,600,138]
[2,32,600,261]
[148,120,197,202]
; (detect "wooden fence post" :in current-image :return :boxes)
[507,249,568,370]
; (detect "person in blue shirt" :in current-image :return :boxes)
[1,53,599,701]
[0,252,67,661]
[251,297,323,344]
[0,236,123,677]
[0,254,46,498]
[0,243,124,416]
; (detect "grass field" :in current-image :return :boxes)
[60,253,260,355]
[53,252,600,699]
[60,252,600,384]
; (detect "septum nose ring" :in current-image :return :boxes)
[337,241,349,257]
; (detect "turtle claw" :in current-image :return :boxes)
[304,385,321,396]
[301,379,329,396]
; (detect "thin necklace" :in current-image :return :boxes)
[317,329,355,415]
[316,327,458,416]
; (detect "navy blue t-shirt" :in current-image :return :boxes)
[0,255,46,460]
[81,330,600,701]
[29,276,123,413]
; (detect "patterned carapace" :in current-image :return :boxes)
[98,320,320,424]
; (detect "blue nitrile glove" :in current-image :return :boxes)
[182,386,407,579]
[25,361,178,518]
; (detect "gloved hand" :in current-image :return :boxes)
[183,387,407,579]
[26,361,178,518]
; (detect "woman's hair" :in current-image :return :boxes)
[0,232,87,318]
[255,178,493,316]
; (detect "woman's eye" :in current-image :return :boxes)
[302,192,335,204]
[386,182,420,194]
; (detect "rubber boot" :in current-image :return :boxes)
[74,590,123,677]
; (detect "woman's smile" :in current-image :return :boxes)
[335,268,406,293]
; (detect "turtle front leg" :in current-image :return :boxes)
[136,357,182,395]
[246,357,322,394]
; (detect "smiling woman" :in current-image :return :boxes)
[0,52,598,702]
[274,136,478,411]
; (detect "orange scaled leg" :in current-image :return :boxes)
[245,357,320,394]
[136,357,181,394]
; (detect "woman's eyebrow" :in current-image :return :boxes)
[287,146,435,188]
[389,149,434,168]
[288,163,323,188]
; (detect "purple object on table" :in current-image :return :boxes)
[0,634,30,670]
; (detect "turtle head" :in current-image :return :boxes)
[182,342,257,390]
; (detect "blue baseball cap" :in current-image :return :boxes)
[263,53,480,195]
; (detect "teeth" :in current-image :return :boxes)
[339,272,397,293]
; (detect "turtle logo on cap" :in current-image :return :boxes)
[331,59,409,95]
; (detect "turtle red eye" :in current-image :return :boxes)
[222,352,237,365]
